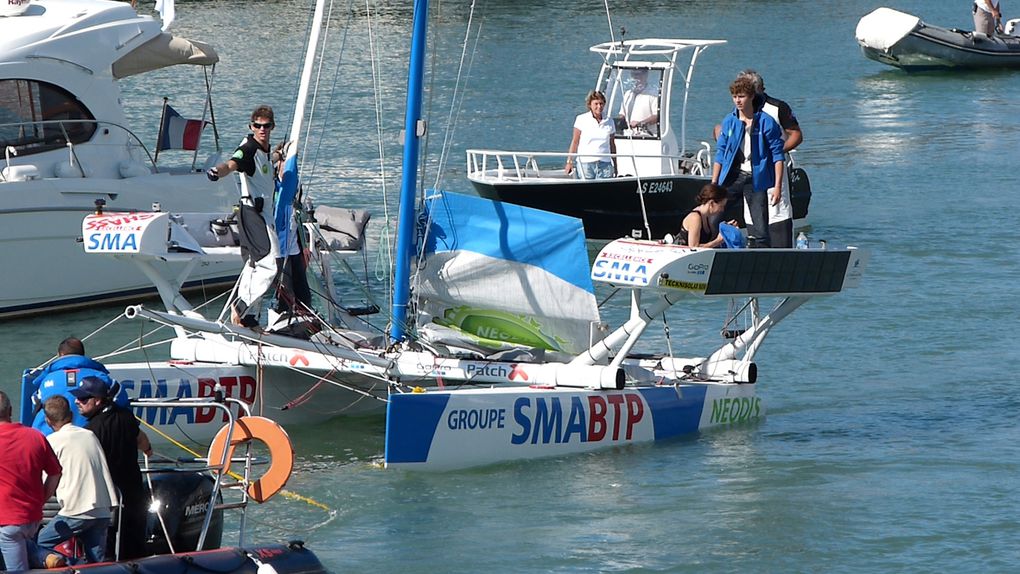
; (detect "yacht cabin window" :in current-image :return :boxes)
[0,79,96,156]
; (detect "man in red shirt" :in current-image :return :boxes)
[0,390,62,571]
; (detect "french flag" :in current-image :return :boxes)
[157,104,204,151]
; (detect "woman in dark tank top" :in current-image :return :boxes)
[675,183,735,248]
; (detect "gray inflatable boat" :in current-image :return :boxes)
[856,7,1020,70]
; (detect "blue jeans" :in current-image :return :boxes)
[32,515,110,565]
[0,522,40,571]
[576,160,614,180]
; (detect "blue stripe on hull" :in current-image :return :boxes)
[385,392,452,463]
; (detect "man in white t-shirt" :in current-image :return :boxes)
[31,396,118,566]
[618,69,660,137]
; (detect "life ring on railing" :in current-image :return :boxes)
[207,416,294,503]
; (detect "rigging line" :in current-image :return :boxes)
[278,0,319,166]
[99,290,232,361]
[300,0,339,190]
[603,0,617,46]
[429,0,480,192]
[135,418,334,513]
[305,0,355,195]
[364,0,395,299]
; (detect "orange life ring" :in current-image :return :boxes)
[207,416,294,503]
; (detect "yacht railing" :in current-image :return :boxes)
[466,144,713,182]
[0,118,202,181]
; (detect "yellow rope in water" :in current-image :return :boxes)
[137,417,333,512]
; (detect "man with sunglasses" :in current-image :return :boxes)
[207,106,282,326]
[71,377,151,560]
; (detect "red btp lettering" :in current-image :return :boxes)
[624,394,644,440]
[606,394,625,440]
[587,396,608,441]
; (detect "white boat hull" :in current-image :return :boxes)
[103,361,386,447]
[0,175,240,317]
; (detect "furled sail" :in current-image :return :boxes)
[415,192,600,356]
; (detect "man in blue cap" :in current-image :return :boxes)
[71,376,150,560]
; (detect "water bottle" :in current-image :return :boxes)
[795,232,808,249]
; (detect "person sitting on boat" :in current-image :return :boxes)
[28,337,128,436]
[565,90,616,179]
[617,69,660,137]
[974,0,1003,35]
[71,376,151,561]
[29,396,117,567]
[711,76,785,249]
[207,105,282,327]
[674,183,736,248]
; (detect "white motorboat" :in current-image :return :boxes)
[857,7,1020,70]
[466,39,812,240]
[0,0,242,319]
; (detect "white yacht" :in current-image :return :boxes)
[0,0,240,318]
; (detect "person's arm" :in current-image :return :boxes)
[137,429,152,457]
[683,212,702,247]
[765,119,785,205]
[565,127,581,174]
[771,159,785,206]
[609,134,617,175]
[43,472,61,500]
[783,127,803,153]
[207,158,240,181]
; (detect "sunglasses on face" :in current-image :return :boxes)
[251,122,274,130]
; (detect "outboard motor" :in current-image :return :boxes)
[144,472,223,555]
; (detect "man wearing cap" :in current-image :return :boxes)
[0,390,62,571]
[71,376,151,560]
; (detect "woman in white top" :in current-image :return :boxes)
[565,91,616,179]
[974,0,1002,35]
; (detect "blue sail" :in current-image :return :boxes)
[274,152,299,249]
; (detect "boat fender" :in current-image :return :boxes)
[207,416,294,503]
[541,364,624,390]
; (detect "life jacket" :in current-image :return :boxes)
[31,356,128,435]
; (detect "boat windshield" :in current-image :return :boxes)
[0,79,97,156]
[607,67,663,139]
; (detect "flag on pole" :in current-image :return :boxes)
[156,103,205,151]
[155,0,175,31]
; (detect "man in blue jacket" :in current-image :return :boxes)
[711,76,786,248]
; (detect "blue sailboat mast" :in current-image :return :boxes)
[390,0,429,343]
